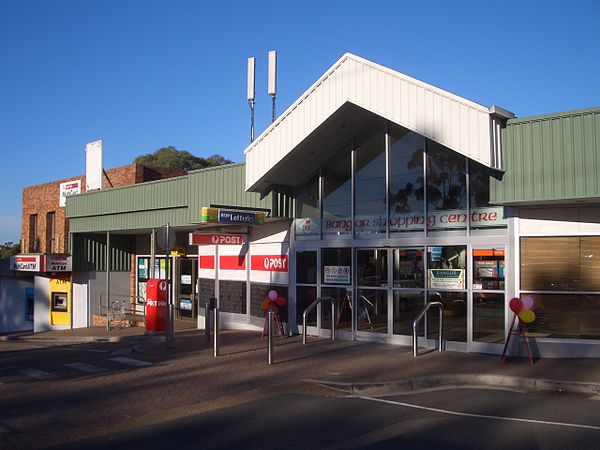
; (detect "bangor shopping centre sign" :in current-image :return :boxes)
[296,207,506,235]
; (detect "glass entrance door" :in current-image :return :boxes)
[356,249,388,335]
[177,257,198,319]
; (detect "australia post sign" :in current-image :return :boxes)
[189,233,245,246]
[251,255,288,272]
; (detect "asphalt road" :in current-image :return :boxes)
[51,388,600,450]
[1,336,599,449]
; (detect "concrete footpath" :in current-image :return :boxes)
[3,322,600,397]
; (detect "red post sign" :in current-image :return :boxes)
[189,233,245,245]
[146,279,167,332]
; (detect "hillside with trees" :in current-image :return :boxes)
[134,146,233,172]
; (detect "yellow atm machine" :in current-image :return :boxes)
[49,273,71,326]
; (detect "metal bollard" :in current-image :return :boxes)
[267,310,274,365]
[167,303,175,349]
[204,299,211,344]
[213,307,219,357]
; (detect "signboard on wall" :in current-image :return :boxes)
[200,207,265,225]
[44,255,72,272]
[250,255,288,272]
[10,255,41,272]
[59,180,81,207]
[324,266,351,284]
[189,233,245,246]
[85,139,103,191]
[428,269,465,289]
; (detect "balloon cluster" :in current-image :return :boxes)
[509,297,536,324]
[261,289,287,312]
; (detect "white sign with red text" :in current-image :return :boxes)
[324,266,351,284]
[299,207,506,236]
[59,180,81,207]
[189,233,245,246]
[10,255,41,272]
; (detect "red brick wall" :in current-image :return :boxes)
[20,163,185,255]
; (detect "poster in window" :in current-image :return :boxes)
[428,269,464,289]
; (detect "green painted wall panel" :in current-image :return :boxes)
[491,107,600,205]
[68,208,190,233]
[67,176,188,218]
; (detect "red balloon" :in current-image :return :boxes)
[276,296,287,306]
[509,297,523,314]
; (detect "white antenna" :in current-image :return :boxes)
[247,57,256,142]
[268,50,277,123]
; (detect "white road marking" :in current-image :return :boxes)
[19,369,58,380]
[355,396,600,431]
[109,356,151,367]
[64,362,108,373]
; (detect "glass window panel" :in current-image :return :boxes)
[469,160,506,231]
[427,291,467,342]
[296,251,317,284]
[296,286,318,326]
[354,127,386,236]
[580,237,600,291]
[427,141,467,232]
[427,246,467,289]
[473,293,505,343]
[393,248,424,289]
[357,249,387,287]
[324,287,352,331]
[295,173,320,240]
[322,248,352,285]
[392,290,424,335]
[322,146,352,238]
[520,237,579,291]
[520,294,600,340]
[357,289,388,333]
[389,125,425,234]
[473,248,505,291]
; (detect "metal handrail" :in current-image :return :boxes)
[303,296,336,344]
[413,300,443,357]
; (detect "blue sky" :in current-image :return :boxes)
[1,0,599,244]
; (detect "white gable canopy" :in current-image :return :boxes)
[244,53,513,192]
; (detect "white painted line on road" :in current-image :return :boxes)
[356,396,600,431]
[109,356,151,367]
[62,348,108,353]
[19,369,58,380]
[64,362,108,373]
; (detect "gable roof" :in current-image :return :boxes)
[244,53,512,192]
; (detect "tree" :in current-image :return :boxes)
[0,241,20,259]
[134,146,233,172]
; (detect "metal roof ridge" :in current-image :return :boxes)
[507,106,600,125]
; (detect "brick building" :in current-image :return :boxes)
[21,163,185,255]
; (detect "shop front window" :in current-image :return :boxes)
[393,248,424,289]
[469,160,506,231]
[389,125,425,235]
[520,236,600,340]
[354,126,386,237]
[295,174,320,240]
[322,146,352,238]
[426,141,467,234]
[392,290,424,335]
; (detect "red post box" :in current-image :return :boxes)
[146,279,167,332]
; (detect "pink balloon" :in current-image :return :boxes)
[521,296,534,311]
[268,290,278,301]
[509,297,523,314]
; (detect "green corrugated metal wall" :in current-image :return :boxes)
[491,107,600,205]
[67,163,293,234]
[187,164,275,222]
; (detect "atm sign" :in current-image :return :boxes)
[251,255,288,272]
[190,233,244,245]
